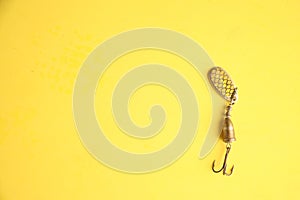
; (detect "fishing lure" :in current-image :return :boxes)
[208,67,238,176]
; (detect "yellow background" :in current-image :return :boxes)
[1,0,299,199]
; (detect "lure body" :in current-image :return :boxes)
[208,67,238,176]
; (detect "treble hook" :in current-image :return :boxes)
[212,144,234,176]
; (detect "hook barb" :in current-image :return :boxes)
[212,144,234,176]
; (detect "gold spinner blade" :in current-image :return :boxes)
[208,67,237,102]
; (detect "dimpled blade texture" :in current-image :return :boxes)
[208,67,236,101]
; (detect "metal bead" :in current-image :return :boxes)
[222,116,236,143]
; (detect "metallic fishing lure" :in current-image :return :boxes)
[208,67,238,176]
